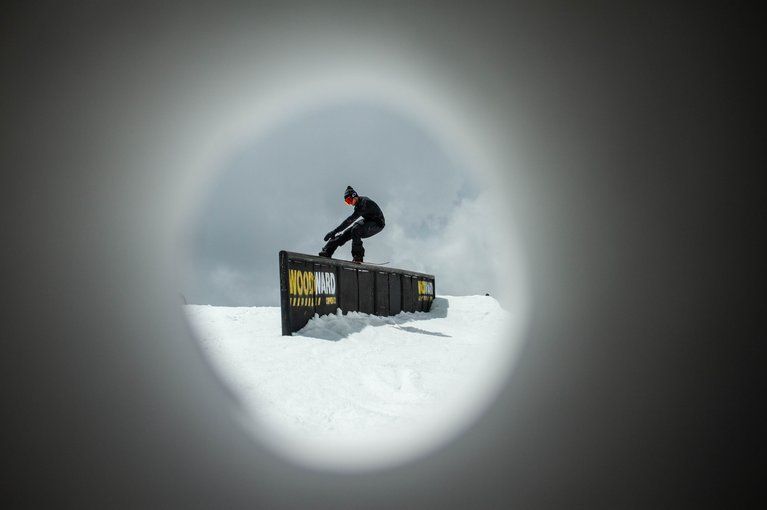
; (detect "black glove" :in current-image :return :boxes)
[324,231,336,242]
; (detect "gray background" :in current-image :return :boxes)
[2,1,758,508]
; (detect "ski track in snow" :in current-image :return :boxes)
[184,295,512,467]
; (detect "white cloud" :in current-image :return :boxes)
[383,190,521,305]
[181,102,524,308]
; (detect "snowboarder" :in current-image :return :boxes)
[319,186,385,263]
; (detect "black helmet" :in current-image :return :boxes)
[344,186,358,204]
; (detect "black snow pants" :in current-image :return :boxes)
[322,220,383,260]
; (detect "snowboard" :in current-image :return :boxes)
[317,252,388,265]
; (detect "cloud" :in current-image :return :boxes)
[181,101,516,306]
[384,190,521,303]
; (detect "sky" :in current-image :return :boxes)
[181,100,518,307]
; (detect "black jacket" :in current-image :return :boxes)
[333,196,385,233]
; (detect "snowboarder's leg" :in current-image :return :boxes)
[350,222,383,262]
[350,239,364,262]
[320,228,353,257]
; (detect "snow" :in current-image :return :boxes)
[184,295,520,471]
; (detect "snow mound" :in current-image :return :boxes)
[184,295,516,471]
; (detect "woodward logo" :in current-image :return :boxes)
[418,280,434,301]
[289,269,337,307]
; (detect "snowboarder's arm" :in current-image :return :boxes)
[333,211,361,234]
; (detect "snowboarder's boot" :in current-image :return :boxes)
[352,256,363,264]
[319,250,332,258]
